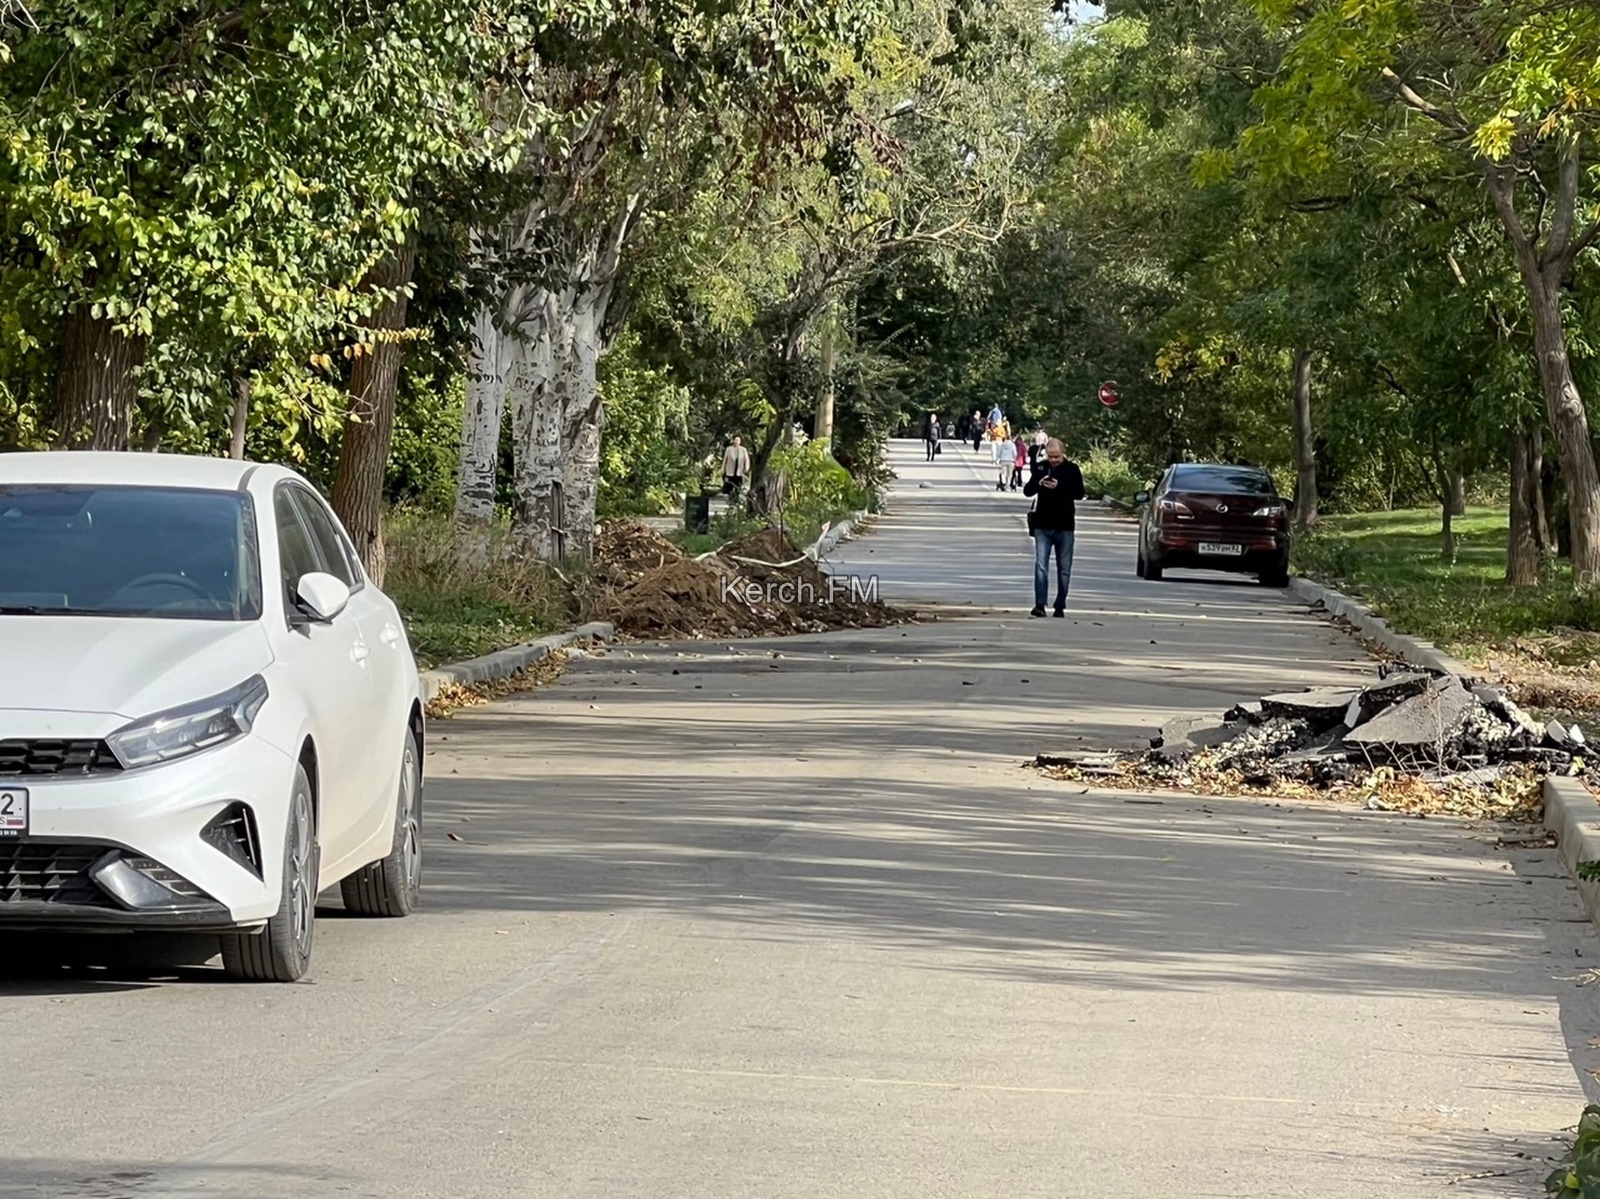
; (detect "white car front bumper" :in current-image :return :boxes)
[0,734,297,931]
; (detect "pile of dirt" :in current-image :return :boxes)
[584,519,912,639]
[1034,662,1592,820]
[721,528,902,629]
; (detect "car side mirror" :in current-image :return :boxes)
[296,572,351,623]
[1133,490,1151,505]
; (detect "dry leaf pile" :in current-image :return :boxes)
[424,647,576,719]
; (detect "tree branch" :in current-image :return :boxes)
[1547,137,1581,268]
[1481,161,1536,265]
[1379,67,1470,136]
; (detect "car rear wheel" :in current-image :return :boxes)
[1135,549,1146,578]
[221,765,318,982]
[340,727,422,917]
[1145,556,1164,581]
[1260,565,1290,588]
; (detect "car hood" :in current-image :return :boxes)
[0,617,274,721]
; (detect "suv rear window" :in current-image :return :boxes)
[1173,466,1276,495]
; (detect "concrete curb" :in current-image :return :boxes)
[1544,775,1600,935]
[809,507,872,559]
[1287,576,1476,679]
[418,621,615,705]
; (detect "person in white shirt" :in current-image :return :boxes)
[722,436,751,496]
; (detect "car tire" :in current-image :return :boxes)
[221,764,318,982]
[340,727,422,918]
[1260,568,1290,588]
[1145,557,1164,581]
[1135,549,1147,578]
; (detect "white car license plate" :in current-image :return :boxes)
[0,787,26,836]
[1198,543,1244,556]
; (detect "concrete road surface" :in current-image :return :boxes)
[4,439,1600,1198]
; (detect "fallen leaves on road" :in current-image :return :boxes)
[424,648,575,719]
[1036,752,1547,822]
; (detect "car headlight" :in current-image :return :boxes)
[108,675,269,769]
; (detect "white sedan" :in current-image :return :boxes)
[0,452,423,981]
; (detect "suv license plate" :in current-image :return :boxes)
[1198,543,1244,556]
[0,787,27,836]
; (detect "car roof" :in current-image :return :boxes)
[1171,461,1269,475]
[0,451,300,491]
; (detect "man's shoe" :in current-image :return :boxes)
[1052,608,1065,617]
[1030,606,1046,618]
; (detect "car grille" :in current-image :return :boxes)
[0,739,122,777]
[0,842,115,907]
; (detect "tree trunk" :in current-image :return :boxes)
[561,295,603,562]
[454,301,515,530]
[1508,423,1541,585]
[815,305,836,450]
[1485,159,1600,588]
[229,375,250,460]
[1532,427,1555,553]
[1447,470,1467,516]
[1523,270,1600,587]
[331,245,416,587]
[748,334,805,517]
[51,308,144,451]
[509,296,566,561]
[1289,347,1318,529]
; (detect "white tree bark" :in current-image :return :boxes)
[454,301,515,530]
[511,291,573,561]
[558,199,642,562]
[562,295,604,561]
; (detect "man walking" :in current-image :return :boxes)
[923,412,941,461]
[971,410,984,453]
[1023,437,1086,618]
[722,435,751,497]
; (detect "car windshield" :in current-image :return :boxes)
[0,484,261,621]
[1173,466,1276,495]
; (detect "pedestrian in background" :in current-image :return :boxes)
[971,409,984,453]
[1011,434,1027,490]
[1023,437,1086,618]
[988,421,1012,491]
[722,435,751,497]
[923,412,941,461]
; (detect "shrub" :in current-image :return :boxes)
[1547,1105,1600,1195]
[1079,448,1145,504]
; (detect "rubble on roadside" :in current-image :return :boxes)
[582,520,912,639]
[1035,662,1589,820]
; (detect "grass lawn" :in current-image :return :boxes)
[1294,505,1600,667]
[383,510,569,670]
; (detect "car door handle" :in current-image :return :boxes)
[352,640,371,663]
[380,623,402,646]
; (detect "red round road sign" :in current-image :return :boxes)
[1098,381,1120,407]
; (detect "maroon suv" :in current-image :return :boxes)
[1135,463,1290,587]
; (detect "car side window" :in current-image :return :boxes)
[287,486,362,591]
[274,489,325,612]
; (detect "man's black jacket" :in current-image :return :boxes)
[1023,460,1087,530]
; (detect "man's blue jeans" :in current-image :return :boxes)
[1033,528,1075,611]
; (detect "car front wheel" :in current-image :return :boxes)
[221,764,318,982]
[340,726,422,917]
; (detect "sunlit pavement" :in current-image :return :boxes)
[3,440,1597,1198]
